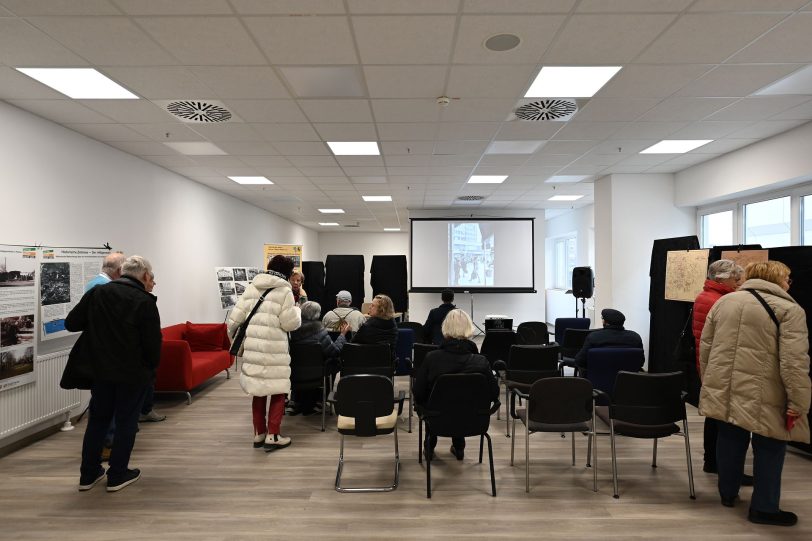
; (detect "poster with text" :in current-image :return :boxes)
[665,249,710,302]
[263,244,302,273]
[216,266,260,310]
[39,248,109,340]
[0,245,37,392]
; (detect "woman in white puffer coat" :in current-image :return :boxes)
[228,255,301,451]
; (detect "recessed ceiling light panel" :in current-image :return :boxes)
[362,195,392,202]
[525,66,622,98]
[548,195,584,201]
[318,208,345,214]
[16,68,138,99]
[640,140,713,154]
[384,228,401,231]
[545,175,589,184]
[327,141,380,156]
[319,222,340,226]
[468,175,507,184]
[228,176,272,185]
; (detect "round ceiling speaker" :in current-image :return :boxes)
[484,33,521,52]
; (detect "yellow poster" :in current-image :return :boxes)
[263,244,303,273]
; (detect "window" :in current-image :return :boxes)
[700,210,733,248]
[553,236,577,290]
[744,196,791,248]
[804,195,812,246]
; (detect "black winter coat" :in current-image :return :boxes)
[62,276,162,388]
[352,316,398,358]
[413,338,499,406]
[423,303,455,345]
[573,325,644,370]
[290,320,346,360]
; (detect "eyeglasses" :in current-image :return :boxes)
[787,278,792,286]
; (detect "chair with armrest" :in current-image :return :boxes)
[398,321,426,344]
[558,328,595,375]
[551,317,591,345]
[334,374,400,493]
[516,321,550,345]
[481,329,517,421]
[421,373,500,498]
[335,343,406,423]
[411,343,439,442]
[510,377,597,493]
[595,371,695,500]
[501,344,561,437]
[394,328,415,431]
[289,343,330,432]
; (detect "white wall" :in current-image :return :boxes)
[0,101,319,356]
[675,120,812,207]
[593,174,695,359]
[544,205,595,324]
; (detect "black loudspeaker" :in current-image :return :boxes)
[572,267,594,299]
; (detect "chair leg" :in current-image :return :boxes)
[586,432,593,468]
[418,418,423,464]
[321,378,327,432]
[425,432,432,499]
[526,412,531,493]
[652,438,658,468]
[510,417,516,466]
[683,418,696,500]
[505,385,510,437]
[334,435,345,491]
[610,419,619,499]
[224,368,230,379]
[571,432,576,466]
[478,434,484,463]
[185,392,192,405]
[592,407,598,492]
[408,378,413,433]
[393,427,400,489]
[485,432,496,497]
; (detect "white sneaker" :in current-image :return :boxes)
[253,432,267,448]
[263,434,291,452]
[138,410,166,422]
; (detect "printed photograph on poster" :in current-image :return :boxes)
[1,315,35,347]
[233,268,247,282]
[0,346,35,386]
[216,267,234,281]
[0,256,36,287]
[234,282,247,295]
[220,295,237,309]
[0,244,38,392]
[218,282,235,295]
[40,262,71,305]
[247,268,260,281]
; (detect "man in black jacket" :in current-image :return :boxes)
[423,288,456,345]
[573,308,643,375]
[65,255,162,493]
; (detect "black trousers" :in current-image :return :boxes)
[704,417,718,468]
[426,435,466,453]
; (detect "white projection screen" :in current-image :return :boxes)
[410,218,535,293]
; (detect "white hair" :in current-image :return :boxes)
[300,301,322,321]
[441,309,474,340]
[101,251,125,274]
[707,259,743,281]
[121,255,152,279]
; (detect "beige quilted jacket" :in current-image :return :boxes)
[699,278,810,443]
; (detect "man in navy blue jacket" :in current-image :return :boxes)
[423,289,456,345]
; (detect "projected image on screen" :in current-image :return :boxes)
[449,223,494,286]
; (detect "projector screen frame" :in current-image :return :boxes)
[409,217,536,294]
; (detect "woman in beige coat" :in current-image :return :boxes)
[699,261,810,527]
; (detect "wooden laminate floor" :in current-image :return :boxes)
[1,369,811,540]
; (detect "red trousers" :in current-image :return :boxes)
[252,394,286,435]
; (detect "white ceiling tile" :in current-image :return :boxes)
[546,14,677,64]
[370,99,439,122]
[343,166,388,176]
[0,18,88,65]
[729,13,812,63]
[279,66,365,98]
[609,121,688,139]
[569,153,625,166]
[28,17,179,66]
[335,156,384,167]
[596,65,711,98]
[298,166,346,176]
[578,0,691,11]
[377,123,437,141]
[353,16,456,64]
[552,121,628,140]
[287,156,337,167]
[253,123,320,142]
[637,14,785,63]
[7,99,114,124]
[668,121,753,139]
[127,122,207,142]
[103,67,214,100]
[364,66,447,99]
[190,155,248,168]
[436,122,500,140]
[440,99,517,122]
[187,67,290,99]
[707,97,812,121]
[224,100,307,123]
[0,0,119,15]
[298,99,373,122]
[314,123,378,140]
[573,98,659,122]
[114,0,231,15]
[538,140,598,154]
[675,65,802,98]
[463,0,576,13]
[65,123,151,142]
[136,16,266,65]
[639,97,738,121]
[273,141,330,155]
[525,154,578,166]
[478,155,530,167]
[244,16,357,64]
[434,140,491,155]
[689,0,807,13]
[447,65,535,98]
[452,15,565,64]
[690,139,758,154]
[108,140,179,156]
[431,155,481,166]
[140,154,198,167]
[380,141,435,155]
[770,100,812,121]
[495,121,564,140]
[218,142,281,156]
[727,120,807,139]
[231,0,345,14]
[190,123,262,141]
[385,155,432,166]
[0,66,66,99]
[81,99,173,123]
[349,0,459,13]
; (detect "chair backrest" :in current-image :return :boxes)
[554,317,591,345]
[528,377,593,425]
[560,328,595,358]
[340,342,393,378]
[506,344,560,385]
[424,373,493,438]
[394,328,415,375]
[611,371,685,425]
[516,321,550,345]
[412,343,439,374]
[334,374,395,437]
[586,348,645,398]
[289,343,325,387]
[480,329,517,368]
[398,321,425,344]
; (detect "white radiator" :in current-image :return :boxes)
[0,350,81,440]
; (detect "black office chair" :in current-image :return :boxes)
[511,377,597,493]
[336,343,406,423]
[289,343,330,432]
[551,317,591,345]
[516,321,550,345]
[502,344,561,437]
[480,329,517,421]
[411,343,439,439]
[333,374,399,493]
[398,321,426,344]
[421,373,500,498]
[559,328,595,374]
[596,371,695,500]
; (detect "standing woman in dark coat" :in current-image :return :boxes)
[413,309,499,461]
[352,294,398,357]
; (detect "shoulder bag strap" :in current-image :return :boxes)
[744,289,780,329]
[239,288,272,332]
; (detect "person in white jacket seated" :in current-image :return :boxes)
[228,255,301,452]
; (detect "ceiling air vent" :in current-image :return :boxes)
[458,195,485,201]
[162,100,233,123]
[343,223,360,228]
[515,99,577,121]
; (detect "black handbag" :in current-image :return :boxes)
[229,288,271,356]
[673,307,700,406]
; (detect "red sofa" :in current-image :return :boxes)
[155,323,233,404]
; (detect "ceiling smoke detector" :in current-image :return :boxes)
[161,100,233,123]
[515,99,578,121]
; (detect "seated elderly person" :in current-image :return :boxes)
[413,309,499,461]
[352,294,398,358]
[288,301,350,415]
[322,290,366,333]
[573,308,643,376]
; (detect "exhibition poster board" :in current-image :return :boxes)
[720,249,769,270]
[0,244,37,392]
[665,249,710,302]
[263,244,302,273]
[215,266,261,310]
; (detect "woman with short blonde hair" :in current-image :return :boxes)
[441,308,474,340]
[352,293,398,358]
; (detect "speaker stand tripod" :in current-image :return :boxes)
[468,291,485,336]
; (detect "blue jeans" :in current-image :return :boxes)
[81,382,148,481]
[716,421,787,513]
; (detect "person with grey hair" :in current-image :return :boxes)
[692,258,746,479]
[64,255,162,493]
[289,301,349,415]
[322,290,366,333]
[84,251,125,293]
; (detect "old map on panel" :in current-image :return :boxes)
[665,249,710,302]
[720,249,768,270]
